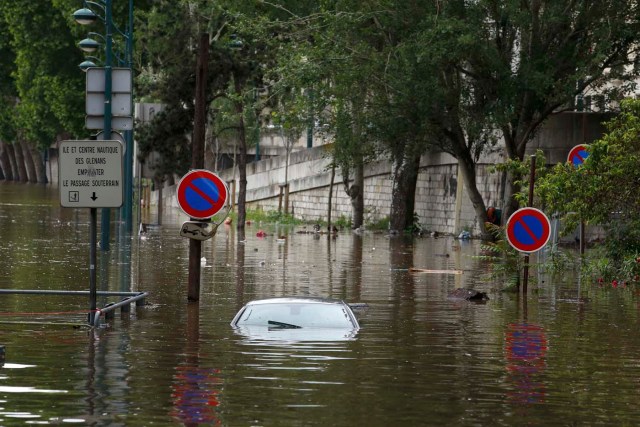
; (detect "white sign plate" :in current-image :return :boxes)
[59,140,123,208]
[86,68,132,92]
[180,221,214,241]
[86,92,132,116]
[85,115,133,130]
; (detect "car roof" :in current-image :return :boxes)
[243,297,347,306]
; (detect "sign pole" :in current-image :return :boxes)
[567,145,590,256]
[58,139,123,325]
[89,207,97,325]
[188,33,209,302]
[522,155,537,295]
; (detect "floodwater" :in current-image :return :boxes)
[1,182,640,425]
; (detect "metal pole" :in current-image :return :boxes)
[123,0,134,233]
[187,33,209,302]
[522,155,536,295]
[100,0,113,251]
[580,108,586,256]
[89,208,97,325]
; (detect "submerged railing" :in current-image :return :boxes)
[0,289,148,327]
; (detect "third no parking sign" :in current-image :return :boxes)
[505,207,551,253]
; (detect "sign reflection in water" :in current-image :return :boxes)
[171,366,222,425]
[505,323,548,404]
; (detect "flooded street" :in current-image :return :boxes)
[2,182,640,425]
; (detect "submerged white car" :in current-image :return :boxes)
[230,297,361,341]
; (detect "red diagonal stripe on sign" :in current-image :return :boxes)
[518,218,538,242]
[188,182,216,208]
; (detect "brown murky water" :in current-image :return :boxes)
[1,182,640,425]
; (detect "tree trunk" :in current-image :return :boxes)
[501,170,521,225]
[235,80,248,231]
[20,140,37,183]
[5,143,20,181]
[342,158,364,229]
[352,161,364,228]
[156,179,163,225]
[13,140,28,183]
[390,151,421,232]
[29,145,47,184]
[0,141,13,181]
[457,155,491,239]
[327,163,335,231]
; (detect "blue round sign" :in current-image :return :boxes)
[176,170,228,219]
[506,208,551,253]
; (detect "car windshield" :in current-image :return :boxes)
[234,302,357,329]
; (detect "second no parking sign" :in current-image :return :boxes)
[176,169,229,220]
[505,208,551,253]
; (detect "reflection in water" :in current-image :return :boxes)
[505,322,548,404]
[236,228,246,311]
[171,366,221,426]
[170,304,222,425]
[84,327,132,424]
[233,326,358,343]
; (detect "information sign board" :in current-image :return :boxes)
[59,140,123,208]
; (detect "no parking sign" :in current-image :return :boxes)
[505,208,551,253]
[176,170,229,220]
[567,144,589,167]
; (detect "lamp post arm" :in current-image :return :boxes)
[84,1,106,15]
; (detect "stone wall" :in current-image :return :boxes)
[160,146,498,235]
[153,112,613,236]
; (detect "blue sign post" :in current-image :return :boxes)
[506,208,551,253]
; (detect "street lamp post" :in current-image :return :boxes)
[74,0,135,250]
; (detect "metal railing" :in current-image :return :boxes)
[0,289,148,327]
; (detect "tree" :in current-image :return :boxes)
[423,0,640,237]
[270,1,437,231]
[0,0,86,182]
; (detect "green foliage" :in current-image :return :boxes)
[240,208,303,226]
[494,149,549,207]
[538,99,640,280]
[130,0,640,235]
[539,249,577,276]
[474,224,524,291]
[367,216,390,231]
[403,212,422,234]
[0,0,85,147]
[581,248,640,286]
[332,214,352,230]
[135,106,192,180]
